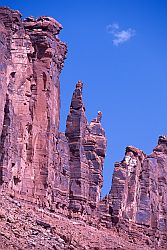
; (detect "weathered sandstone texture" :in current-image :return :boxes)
[0,7,67,204]
[66,81,106,218]
[0,7,167,250]
[0,6,106,218]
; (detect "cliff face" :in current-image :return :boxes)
[0,7,106,219]
[0,7,67,207]
[0,7,167,250]
[107,138,167,247]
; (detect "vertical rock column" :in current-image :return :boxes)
[65,81,90,215]
[66,82,107,216]
[84,112,106,207]
[23,16,67,203]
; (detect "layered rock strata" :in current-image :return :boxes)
[0,7,68,209]
[105,138,167,248]
[65,81,106,217]
[0,7,106,219]
[0,7,167,250]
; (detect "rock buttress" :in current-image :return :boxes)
[0,7,67,206]
[108,146,146,224]
[106,138,167,248]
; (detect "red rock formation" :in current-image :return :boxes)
[0,6,167,250]
[0,7,67,206]
[109,146,146,224]
[65,81,106,218]
[0,7,106,219]
[85,112,106,206]
[107,139,167,248]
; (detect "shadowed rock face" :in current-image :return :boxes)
[0,7,167,249]
[108,146,146,224]
[106,139,167,247]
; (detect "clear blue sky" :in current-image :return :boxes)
[1,0,167,196]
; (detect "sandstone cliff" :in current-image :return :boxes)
[0,7,167,250]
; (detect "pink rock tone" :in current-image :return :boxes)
[65,81,90,216]
[0,7,67,206]
[0,7,106,218]
[0,6,167,250]
[109,146,146,224]
[107,139,167,248]
[65,81,106,218]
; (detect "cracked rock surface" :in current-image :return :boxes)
[0,6,167,250]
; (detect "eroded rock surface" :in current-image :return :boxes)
[106,139,167,248]
[65,82,106,218]
[0,7,67,205]
[0,6,106,219]
[0,6,167,250]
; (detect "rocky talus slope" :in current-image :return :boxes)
[0,6,167,250]
[0,193,152,250]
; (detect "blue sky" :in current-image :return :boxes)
[1,0,167,196]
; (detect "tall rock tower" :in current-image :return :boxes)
[0,7,67,203]
[66,81,106,218]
